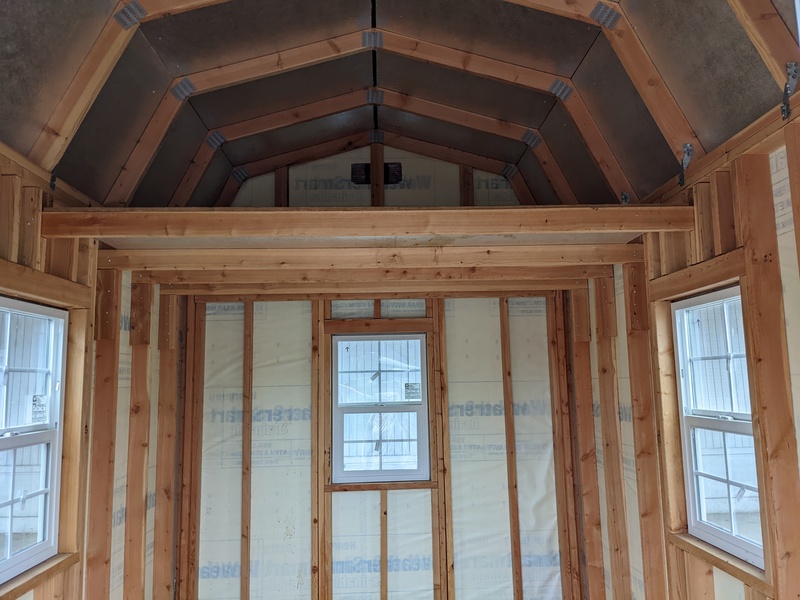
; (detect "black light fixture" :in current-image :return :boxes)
[350,162,403,185]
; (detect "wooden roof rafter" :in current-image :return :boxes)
[107,29,633,207]
[171,89,577,207]
[503,0,706,161]
[27,0,233,172]
[212,132,546,208]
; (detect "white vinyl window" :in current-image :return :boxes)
[0,297,67,585]
[673,287,764,568]
[332,334,430,483]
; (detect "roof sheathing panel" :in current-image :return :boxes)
[0,0,118,154]
[572,35,680,199]
[378,0,600,77]
[222,107,374,165]
[540,102,617,205]
[57,31,173,203]
[189,151,233,207]
[379,107,526,165]
[621,0,779,151]
[139,0,371,76]
[129,104,208,207]
[376,52,556,129]
[189,53,374,129]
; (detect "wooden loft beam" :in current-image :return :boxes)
[151,278,589,297]
[27,0,233,172]
[103,31,370,207]
[500,1,704,161]
[726,0,800,87]
[134,265,613,285]
[42,206,694,238]
[97,244,643,271]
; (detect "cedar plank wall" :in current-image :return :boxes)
[642,134,800,600]
[0,154,97,599]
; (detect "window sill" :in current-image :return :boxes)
[0,553,79,600]
[668,532,772,596]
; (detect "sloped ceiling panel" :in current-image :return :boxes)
[378,0,599,77]
[0,0,118,154]
[622,0,778,151]
[139,0,371,76]
[540,102,617,205]
[57,31,172,203]
[772,0,798,42]
[222,107,374,165]
[572,35,680,199]
[129,105,208,207]
[517,148,561,206]
[189,53,373,129]
[379,107,526,164]
[188,151,233,207]
[377,52,557,129]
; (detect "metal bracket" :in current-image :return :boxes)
[549,79,574,102]
[362,30,384,49]
[521,130,542,149]
[49,173,57,191]
[366,88,384,105]
[369,130,384,144]
[502,164,518,180]
[782,62,799,120]
[170,78,196,101]
[621,192,630,205]
[232,166,250,184]
[205,131,226,149]
[679,143,694,187]
[589,2,622,30]
[114,0,147,29]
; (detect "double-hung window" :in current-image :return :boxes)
[673,287,763,568]
[332,334,430,483]
[0,297,67,585]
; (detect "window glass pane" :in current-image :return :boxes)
[11,443,48,555]
[727,299,746,354]
[730,357,751,415]
[730,486,761,544]
[0,450,10,504]
[7,314,50,370]
[690,359,733,412]
[696,476,731,533]
[693,428,727,479]
[726,433,758,488]
[0,506,8,561]
[343,413,418,472]
[5,372,50,429]
[686,303,728,357]
[337,339,422,406]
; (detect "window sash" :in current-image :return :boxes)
[673,287,764,569]
[332,333,430,484]
[0,297,66,585]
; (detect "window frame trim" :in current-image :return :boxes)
[0,296,68,586]
[331,332,431,484]
[672,285,765,570]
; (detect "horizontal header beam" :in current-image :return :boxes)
[98,244,643,271]
[43,206,694,239]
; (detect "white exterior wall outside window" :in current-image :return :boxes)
[672,287,764,569]
[332,334,430,484]
[0,296,67,585]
